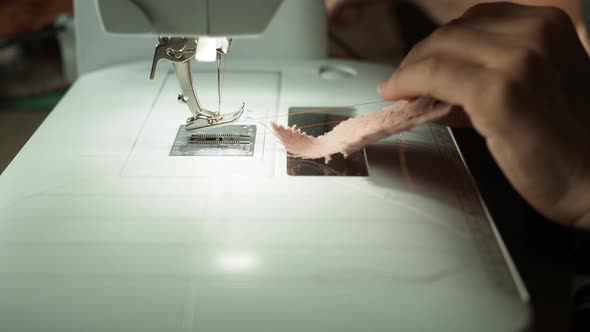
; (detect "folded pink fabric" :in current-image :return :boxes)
[271,97,452,163]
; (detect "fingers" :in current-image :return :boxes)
[380,1,590,228]
[462,1,570,24]
[378,0,578,138]
[379,1,570,130]
[379,56,486,105]
[398,25,521,71]
[460,14,577,61]
[379,55,524,137]
[399,4,575,74]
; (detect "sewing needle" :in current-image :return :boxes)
[216,51,222,115]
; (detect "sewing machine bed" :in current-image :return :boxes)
[0,60,530,331]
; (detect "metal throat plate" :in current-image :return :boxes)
[287,107,369,176]
[169,124,256,156]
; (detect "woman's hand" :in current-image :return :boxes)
[379,2,590,229]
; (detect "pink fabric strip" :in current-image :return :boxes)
[271,97,453,163]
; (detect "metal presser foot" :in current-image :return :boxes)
[184,102,245,131]
[149,36,244,130]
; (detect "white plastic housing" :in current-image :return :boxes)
[97,0,282,37]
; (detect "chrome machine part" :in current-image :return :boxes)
[170,124,256,157]
[150,36,244,130]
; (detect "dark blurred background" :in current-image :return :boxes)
[0,0,73,173]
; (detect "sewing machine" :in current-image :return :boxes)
[0,1,530,331]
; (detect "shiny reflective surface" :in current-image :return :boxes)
[286,107,369,176]
[170,125,256,157]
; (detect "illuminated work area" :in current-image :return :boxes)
[1,1,589,331]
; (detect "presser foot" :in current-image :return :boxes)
[184,102,245,130]
[150,36,241,131]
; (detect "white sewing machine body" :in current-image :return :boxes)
[0,1,530,331]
